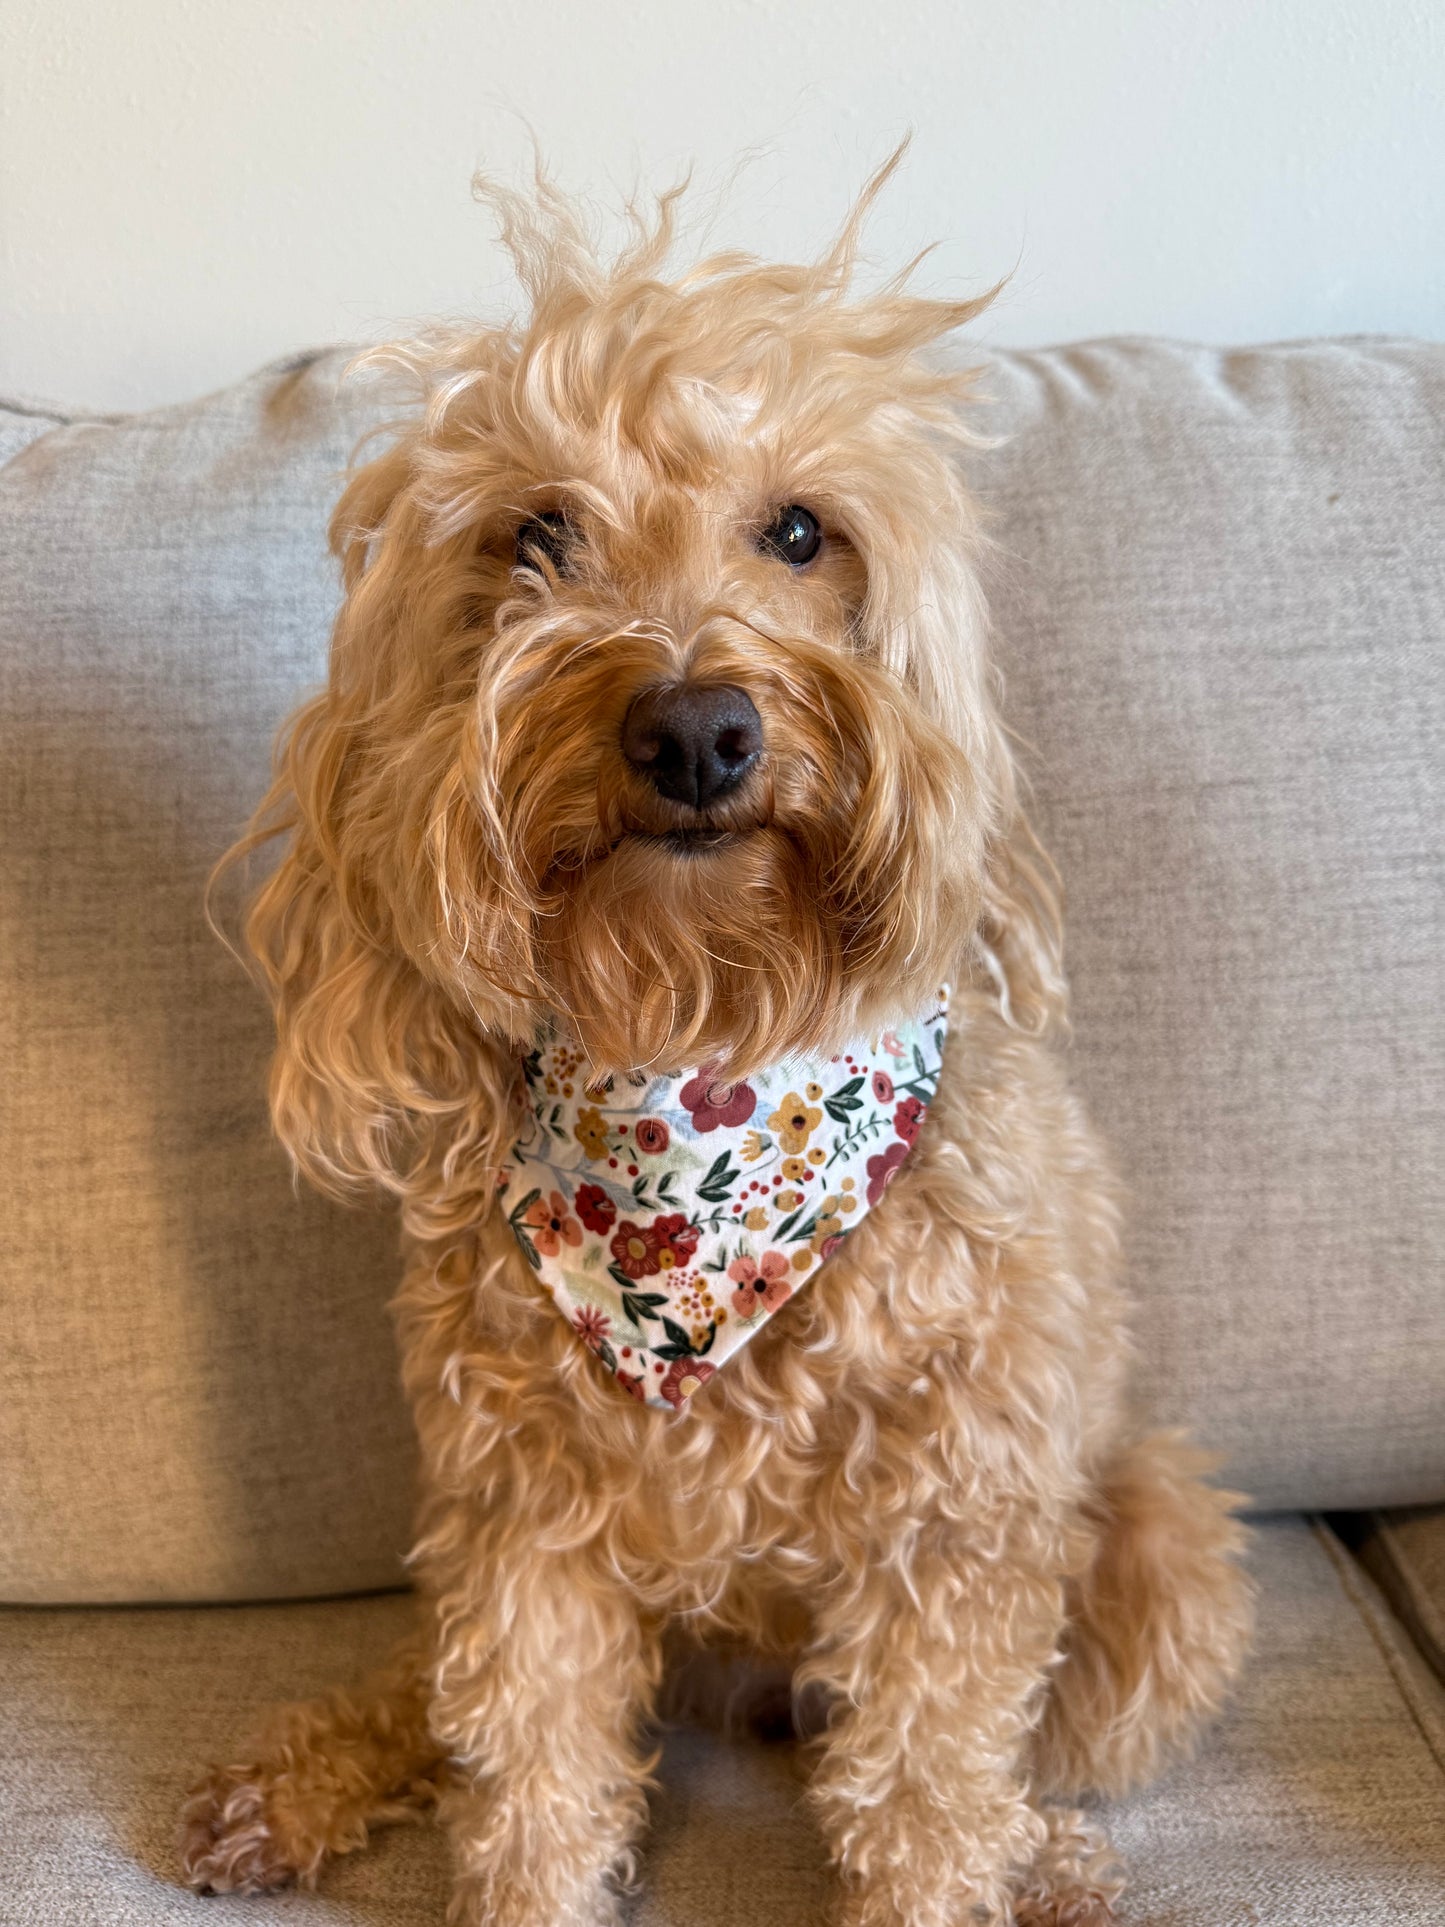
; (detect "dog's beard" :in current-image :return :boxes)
[537,825,839,1074]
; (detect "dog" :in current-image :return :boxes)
[179,155,1252,1927]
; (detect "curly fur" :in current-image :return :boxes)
[181,150,1252,1926]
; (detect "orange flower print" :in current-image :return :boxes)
[767,1091,822,1155]
[523,1190,583,1258]
[728,1250,792,1319]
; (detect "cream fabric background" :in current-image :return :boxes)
[1,0,1442,411]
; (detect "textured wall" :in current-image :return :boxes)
[1,0,1441,411]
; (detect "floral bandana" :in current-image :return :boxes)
[497,990,950,1411]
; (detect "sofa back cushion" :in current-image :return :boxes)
[1,337,1440,1602]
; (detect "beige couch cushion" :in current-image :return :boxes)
[968,338,1445,1516]
[1,337,1441,1603]
[4,1518,1444,1923]
[0,363,416,1604]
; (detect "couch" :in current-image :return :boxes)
[2,334,1442,1924]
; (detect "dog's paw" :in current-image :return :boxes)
[1012,1807,1124,1927]
[1012,1886,1119,1927]
[178,1763,321,1894]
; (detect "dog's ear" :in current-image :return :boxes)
[219,450,515,1239]
[893,537,1068,1038]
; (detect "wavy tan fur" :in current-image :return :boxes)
[181,153,1251,1927]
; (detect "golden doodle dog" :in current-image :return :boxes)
[180,157,1251,1926]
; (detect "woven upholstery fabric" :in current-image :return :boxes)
[967,339,1444,1512]
[1344,1504,1445,1687]
[0,359,416,1603]
[2,1518,1443,1924]
[1,336,1442,1602]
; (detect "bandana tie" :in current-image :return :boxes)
[498,990,949,1410]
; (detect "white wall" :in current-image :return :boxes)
[2,0,1440,413]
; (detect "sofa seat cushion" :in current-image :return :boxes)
[3,1518,1443,1924]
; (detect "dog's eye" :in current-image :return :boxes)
[515,510,572,576]
[758,504,823,568]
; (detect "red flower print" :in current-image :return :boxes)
[894,1095,926,1144]
[634,1116,671,1156]
[871,1069,895,1103]
[610,1221,655,1279]
[727,1249,792,1319]
[522,1190,583,1258]
[573,1182,616,1235]
[660,1358,717,1409]
[865,1139,909,1206]
[616,1370,647,1402]
[647,1213,699,1271]
[679,1071,757,1132]
[572,1305,612,1353]
[610,1212,700,1279]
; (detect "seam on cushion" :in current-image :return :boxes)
[1378,1517,1445,1671]
[0,396,124,425]
[1312,1515,1445,1780]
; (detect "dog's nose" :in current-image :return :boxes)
[620,683,763,809]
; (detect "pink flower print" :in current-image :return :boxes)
[871,1069,895,1103]
[894,1095,926,1144]
[523,1190,583,1258]
[572,1305,612,1353]
[616,1370,647,1402]
[679,1071,757,1133]
[634,1116,671,1156]
[660,1358,717,1409]
[727,1249,792,1319]
[865,1140,909,1207]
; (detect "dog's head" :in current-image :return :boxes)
[235,161,1063,1229]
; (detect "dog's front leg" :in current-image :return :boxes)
[428,1532,660,1927]
[805,1528,1065,1927]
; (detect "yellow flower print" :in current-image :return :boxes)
[744,1206,770,1231]
[741,1129,771,1162]
[573,1105,611,1159]
[768,1091,822,1154]
[809,1212,844,1255]
[805,1081,823,1101]
[775,1189,803,1211]
[781,1155,809,1182]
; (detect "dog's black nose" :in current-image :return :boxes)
[620,683,763,809]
